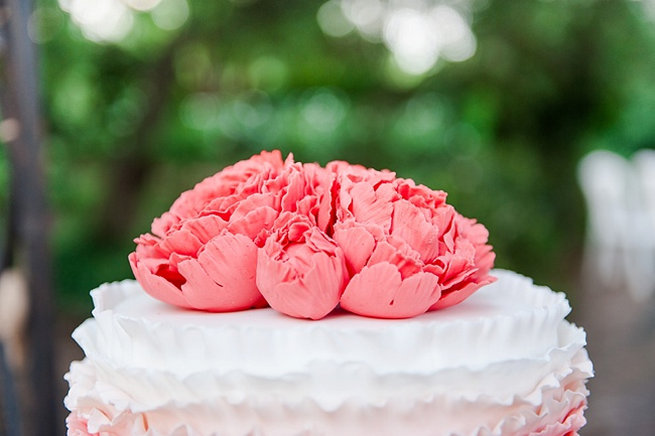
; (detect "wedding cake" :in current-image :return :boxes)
[64,151,592,435]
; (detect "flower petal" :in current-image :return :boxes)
[391,200,440,263]
[429,275,496,311]
[368,238,422,279]
[176,232,264,311]
[340,262,440,318]
[230,193,277,222]
[180,215,227,244]
[333,223,376,274]
[299,251,347,318]
[227,206,278,244]
[256,223,347,319]
[128,252,191,309]
[349,182,395,229]
[151,211,181,238]
[161,229,203,256]
[257,250,345,320]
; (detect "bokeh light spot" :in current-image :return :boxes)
[322,0,477,76]
[125,0,162,12]
[384,8,440,75]
[58,0,134,43]
[341,0,384,38]
[232,93,272,129]
[301,89,347,133]
[174,43,213,90]
[248,56,289,92]
[152,0,189,30]
[180,93,220,131]
[317,0,354,37]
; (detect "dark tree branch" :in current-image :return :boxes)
[0,343,21,436]
[0,0,56,434]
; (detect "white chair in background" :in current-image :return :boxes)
[578,149,655,301]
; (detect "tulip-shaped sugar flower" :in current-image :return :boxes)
[257,212,348,320]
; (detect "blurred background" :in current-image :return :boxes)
[0,0,654,434]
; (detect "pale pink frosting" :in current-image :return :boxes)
[129,151,495,319]
[65,397,588,436]
[66,407,147,435]
[65,412,95,436]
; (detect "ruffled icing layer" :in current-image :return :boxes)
[74,270,571,376]
[66,357,589,436]
[65,270,593,436]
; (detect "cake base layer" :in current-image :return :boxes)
[65,270,593,436]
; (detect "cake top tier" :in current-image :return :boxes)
[74,270,575,379]
[68,270,592,434]
[129,150,495,319]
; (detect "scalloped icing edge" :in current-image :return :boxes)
[67,322,591,411]
[66,269,592,436]
[66,358,590,436]
[73,270,575,378]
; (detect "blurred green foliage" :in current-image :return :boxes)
[2,0,655,313]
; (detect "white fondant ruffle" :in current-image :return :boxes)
[65,269,593,436]
[65,353,590,436]
[69,322,590,411]
[73,270,573,377]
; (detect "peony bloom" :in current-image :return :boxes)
[129,151,495,319]
[129,150,289,311]
[256,160,345,320]
[257,212,348,320]
[333,169,495,318]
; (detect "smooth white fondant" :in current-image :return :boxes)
[65,270,593,436]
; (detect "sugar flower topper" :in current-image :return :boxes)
[129,151,495,319]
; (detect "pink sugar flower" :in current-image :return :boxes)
[151,149,287,237]
[129,151,495,318]
[335,222,441,318]
[278,161,337,233]
[333,170,495,318]
[257,212,348,320]
[129,150,289,312]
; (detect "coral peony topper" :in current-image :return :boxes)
[129,151,495,319]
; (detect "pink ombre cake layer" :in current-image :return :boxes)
[64,270,592,436]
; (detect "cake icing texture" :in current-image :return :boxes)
[65,270,592,435]
[65,152,592,435]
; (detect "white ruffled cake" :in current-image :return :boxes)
[65,270,592,436]
[64,153,592,435]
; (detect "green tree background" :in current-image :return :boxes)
[2,0,654,313]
